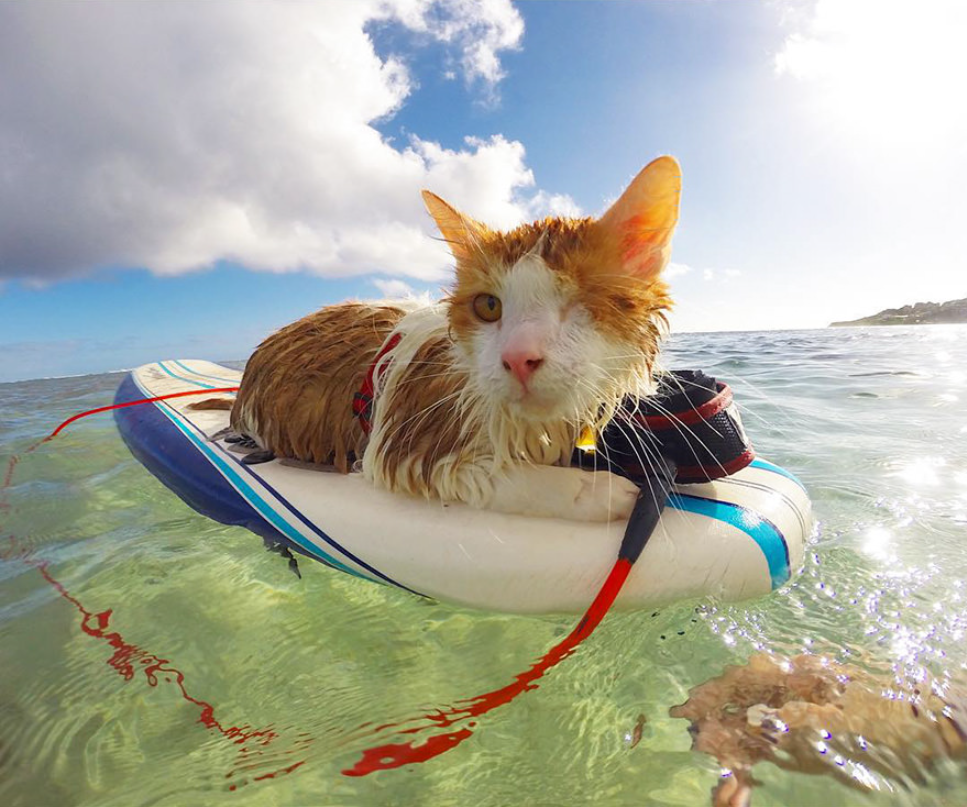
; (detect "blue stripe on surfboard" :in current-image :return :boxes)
[749,458,806,492]
[126,366,797,595]
[720,477,809,545]
[224,455,427,597]
[129,371,424,595]
[172,360,241,386]
[133,374,369,579]
[153,382,427,596]
[668,493,791,589]
[156,361,217,390]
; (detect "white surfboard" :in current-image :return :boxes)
[114,359,811,614]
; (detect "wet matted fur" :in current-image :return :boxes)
[221,156,682,520]
[231,302,408,472]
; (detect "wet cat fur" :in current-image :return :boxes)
[219,156,681,520]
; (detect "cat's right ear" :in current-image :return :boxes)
[422,191,488,264]
[596,156,681,280]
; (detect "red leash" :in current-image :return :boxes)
[5,383,669,778]
[49,387,240,438]
[344,461,674,776]
[2,387,238,499]
[1,384,316,790]
[344,557,634,775]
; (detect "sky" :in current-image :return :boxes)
[1,0,965,382]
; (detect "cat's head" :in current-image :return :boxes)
[424,156,680,425]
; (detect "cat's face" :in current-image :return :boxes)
[425,156,680,422]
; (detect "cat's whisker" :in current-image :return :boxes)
[377,389,464,457]
[726,398,797,440]
[577,366,730,480]
[607,420,677,545]
[579,400,675,543]
[645,398,731,479]
[241,155,682,523]
[661,369,802,441]
[723,376,803,435]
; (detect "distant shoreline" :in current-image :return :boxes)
[830,297,967,327]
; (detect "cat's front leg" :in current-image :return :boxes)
[481,464,639,522]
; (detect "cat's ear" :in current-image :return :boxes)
[422,190,488,264]
[597,156,681,280]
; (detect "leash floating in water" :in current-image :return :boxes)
[343,459,676,775]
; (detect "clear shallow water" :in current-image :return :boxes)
[1,326,966,806]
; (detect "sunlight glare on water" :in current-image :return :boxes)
[2,326,967,806]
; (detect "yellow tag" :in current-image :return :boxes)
[576,426,596,453]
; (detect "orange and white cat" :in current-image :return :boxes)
[228,156,681,521]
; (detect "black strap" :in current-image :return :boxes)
[618,457,676,564]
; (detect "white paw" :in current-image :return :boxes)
[485,465,640,521]
[572,471,640,522]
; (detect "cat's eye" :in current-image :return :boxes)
[472,294,502,323]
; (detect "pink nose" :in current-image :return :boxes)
[501,349,544,386]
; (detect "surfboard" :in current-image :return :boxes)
[114,359,811,614]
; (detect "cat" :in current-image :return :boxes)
[225,155,681,522]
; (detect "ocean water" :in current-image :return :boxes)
[1,325,966,807]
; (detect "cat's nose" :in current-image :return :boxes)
[501,349,544,386]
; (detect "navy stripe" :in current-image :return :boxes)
[160,391,426,596]
[750,458,806,492]
[124,374,368,578]
[668,492,791,588]
[115,375,327,567]
[721,477,809,542]
[119,371,425,596]
[227,456,427,598]
[150,394,368,578]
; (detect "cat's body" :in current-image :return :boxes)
[230,301,410,472]
[227,156,682,521]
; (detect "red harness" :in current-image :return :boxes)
[353,333,402,434]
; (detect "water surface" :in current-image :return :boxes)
[2,326,966,806]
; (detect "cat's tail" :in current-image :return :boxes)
[186,397,234,411]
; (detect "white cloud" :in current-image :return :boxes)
[770,0,967,322]
[384,0,523,90]
[0,1,544,284]
[695,267,741,283]
[371,277,416,297]
[665,262,692,279]
[664,264,738,284]
[774,0,967,150]
[413,135,536,229]
[524,190,582,220]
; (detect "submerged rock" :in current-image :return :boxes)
[670,653,967,806]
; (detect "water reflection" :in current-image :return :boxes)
[3,325,967,806]
[861,527,893,561]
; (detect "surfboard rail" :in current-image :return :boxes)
[114,360,811,614]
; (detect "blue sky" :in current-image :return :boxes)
[1,1,964,382]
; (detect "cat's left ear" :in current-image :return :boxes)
[597,156,681,279]
[422,190,489,265]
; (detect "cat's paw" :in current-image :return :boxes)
[571,471,639,523]
[484,465,639,521]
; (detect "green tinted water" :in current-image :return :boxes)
[2,326,967,806]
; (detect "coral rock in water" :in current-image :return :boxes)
[670,653,967,806]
